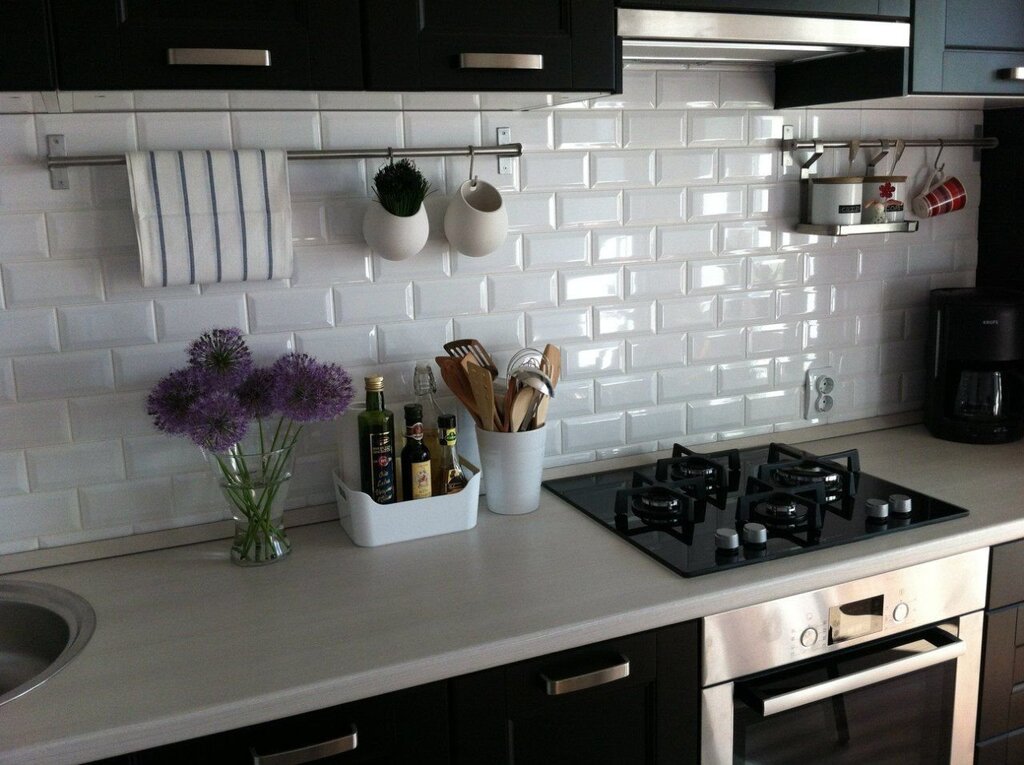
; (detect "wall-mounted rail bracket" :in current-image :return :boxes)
[47,134,69,190]
[496,127,513,175]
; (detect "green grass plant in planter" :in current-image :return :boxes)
[363,158,432,261]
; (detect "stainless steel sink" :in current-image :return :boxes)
[0,580,96,707]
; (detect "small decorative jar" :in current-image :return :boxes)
[862,175,907,223]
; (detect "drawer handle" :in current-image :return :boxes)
[540,654,630,696]
[997,67,1024,81]
[167,48,272,67]
[458,53,544,70]
[250,725,357,765]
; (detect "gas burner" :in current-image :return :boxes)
[632,488,685,526]
[671,462,717,483]
[752,492,809,526]
[774,462,841,488]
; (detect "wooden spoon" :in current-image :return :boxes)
[465,360,499,431]
[530,344,560,429]
[508,388,536,433]
[434,356,482,428]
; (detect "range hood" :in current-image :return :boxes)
[618,8,910,64]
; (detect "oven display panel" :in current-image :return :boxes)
[828,595,884,644]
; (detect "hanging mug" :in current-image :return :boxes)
[444,178,508,257]
[912,168,968,218]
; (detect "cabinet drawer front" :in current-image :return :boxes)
[942,51,1024,95]
[945,0,1024,51]
[414,36,574,91]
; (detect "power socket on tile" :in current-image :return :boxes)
[805,366,838,420]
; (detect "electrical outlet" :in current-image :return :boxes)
[805,366,838,420]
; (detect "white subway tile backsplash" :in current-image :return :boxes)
[591,151,655,188]
[690,328,746,362]
[562,412,625,452]
[79,477,173,529]
[592,68,657,110]
[547,379,595,419]
[596,374,657,410]
[451,236,523,273]
[627,263,685,299]
[111,341,189,391]
[805,251,859,284]
[336,282,412,324]
[719,358,772,394]
[830,281,883,316]
[593,228,654,264]
[231,111,322,149]
[489,271,557,311]
[521,152,589,191]
[0,309,59,355]
[526,307,591,344]
[46,209,137,256]
[505,193,556,232]
[657,224,717,260]
[290,159,367,198]
[247,288,334,333]
[69,392,153,440]
[452,312,526,351]
[415,276,487,318]
[626,405,686,442]
[778,287,828,319]
[134,91,230,110]
[657,71,719,109]
[719,71,774,109]
[378,319,451,363]
[658,364,719,403]
[687,396,744,434]
[747,322,802,355]
[745,388,801,425]
[14,350,114,401]
[523,231,590,270]
[0,115,37,163]
[155,294,248,340]
[321,111,405,149]
[804,317,857,350]
[481,111,554,151]
[292,244,372,286]
[656,149,716,186]
[0,401,71,450]
[294,325,378,367]
[557,191,622,228]
[0,491,79,539]
[563,340,625,378]
[719,291,775,325]
[623,111,686,149]
[627,332,686,370]
[35,113,138,155]
[719,149,777,183]
[688,112,747,146]
[596,303,655,337]
[0,213,48,261]
[659,295,717,331]
[720,222,773,254]
[749,253,802,288]
[405,112,481,147]
[58,302,156,350]
[859,249,908,280]
[688,258,746,293]
[687,186,745,221]
[554,113,621,150]
[137,112,232,150]
[624,189,684,224]
[2,259,104,307]
[560,267,623,303]
[27,440,125,491]
[0,361,14,403]
[0,451,28,497]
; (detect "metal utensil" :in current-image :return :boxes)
[443,338,499,378]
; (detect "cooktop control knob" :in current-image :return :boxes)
[889,494,912,515]
[800,627,818,648]
[893,602,910,622]
[715,528,739,551]
[743,522,768,546]
[866,498,889,520]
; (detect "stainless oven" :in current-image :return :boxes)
[701,549,987,764]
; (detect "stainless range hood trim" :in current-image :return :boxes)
[618,8,910,52]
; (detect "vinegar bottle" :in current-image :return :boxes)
[401,404,432,501]
[413,363,445,494]
[357,376,396,504]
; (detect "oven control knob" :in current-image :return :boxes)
[743,522,768,546]
[893,602,910,622]
[715,528,740,551]
[889,494,912,515]
[866,498,889,520]
[800,627,818,648]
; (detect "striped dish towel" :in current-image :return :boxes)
[126,150,293,287]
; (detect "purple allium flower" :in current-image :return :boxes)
[187,390,249,452]
[187,327,253,388]
[146,366,209,435]
[270,353,354,422]
[236,367,277,420]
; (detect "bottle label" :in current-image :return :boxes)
[409,461,431,499]
[440,427,457,446]
[406,422,424,440]
[369,432,395,503]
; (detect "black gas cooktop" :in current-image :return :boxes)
[542,442,969,578]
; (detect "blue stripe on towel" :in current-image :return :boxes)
[177,152,196,284]
[233,150,248,281]
[149,152,169,287]
[205,151,223,282]
[259,149,273,279]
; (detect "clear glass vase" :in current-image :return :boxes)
[207,444,296,566]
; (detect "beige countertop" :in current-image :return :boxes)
[2,425,1023,764]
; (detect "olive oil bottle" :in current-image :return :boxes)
[401,404,432,501]
[358,376,396,504]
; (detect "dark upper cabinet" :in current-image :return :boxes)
[0,0,55,90]
[363,0,619,92]
[615,1,909,18]
[49,0,363,91]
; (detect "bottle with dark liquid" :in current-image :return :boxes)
[413,363,445,495]
[437,413,468,494]
[358,376,396,504]
[401,404,432,501]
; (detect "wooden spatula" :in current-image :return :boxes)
[531,344,560,429]
[434,356,482,428]
[508,388,536,433]
[443,338,499,378]
[464,360,499,431]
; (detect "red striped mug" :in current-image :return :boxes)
[911,171,967,218]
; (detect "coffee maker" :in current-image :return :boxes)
[925,288,1024,444]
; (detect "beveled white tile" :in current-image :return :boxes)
[0,451,28,497]
[745,388,801,425]
[556,191,622,228]
[778,287,828,319]
[294,325,379,367]
[289,158,367,197]
[624,189,684,224]
[596,302,655,336]
[504,193,556,232]
[559,267,623,303]
[0,213,48,261]
[628,333,685,370]
[526,307,592,344]
[0,491,79,539]
[804,250,859,284]
[290,203,327,245]
[0,308,59,355]
[524,231,590,269]
[626,405,686,442]
[803,317,857,350]
[27,440,125,490]
[401,92,481,110]
[521,152,588,191]
[778,230,826,254]
[489,271,557,311]
[599,442,659,460]
[79,477,173,529]
[659,295,717,331]
[688,112,747,146]
[292,244,373,287]
[231,111,322,150]
[623,111,686,149]
[775,353,826,386]
[336,281,412,323]
[154,294,248,340]
[720,222,774,254]
[593,228,654,264]
[562,340,625,377]
[136,112,232,150]
[69,391,154,440]
[547,379,594,419]
[318,92,402,110]
[596,374,657,410]
[325,198,372,243]
[14,350,114,401]
[377,319,451,363]
[451,235,523,273]
[111,341,189,391]
[627,263,685,299]
[719,148,777,183]
[657,70,719,109]
[749,253,802,288]
[0,401,71,450]
[0,361,14,403]
[554,113,621,150]
[590,151,655,188]
[687,396,744,434]
[690,328,746,362]
[656,149,716,186]
[687,186,745,221]
[134,91,230,110]
[807,109,863,140]
[748,183,799,220]
[229,91,319,110]
[2,259,104,307]
[0,115,37,164]
[747,322,802,355]
[657,223,717,260]
[719,290,775,325]
[46,209,136,256]
[248,288,334,333]
[688,258,746,293]
[58,302,157,350]
[0,93,39,114]
[35,113,138,155]
[562,412,625,451]
[405,111,481,147]
[481,111,554,151]
[719,358,772,394]
[415,276,487,318]
[452,312,526,351]
[833,345,880,376]
[591,68,657,110]
[445,152,518,195]
[0,165,94,213]
[831,281,883,315]
[720,70,774,108]
[908,241,956,274]
[660,364,718,402]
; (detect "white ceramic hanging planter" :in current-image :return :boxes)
[362,202,429,261]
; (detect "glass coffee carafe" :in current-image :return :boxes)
[954,369,1004,420]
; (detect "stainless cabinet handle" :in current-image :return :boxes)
[167,48,272,67]
[458,53,544,70]
[250,725,357,765]
[540,654,630,696]
[998,67,1024,81]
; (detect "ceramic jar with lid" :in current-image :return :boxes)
[862,175,907,223]
[809,177,863,226]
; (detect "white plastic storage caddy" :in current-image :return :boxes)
[333,463,480,547]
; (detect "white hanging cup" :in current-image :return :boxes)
[444,178,508,257]
[362,202,429,261]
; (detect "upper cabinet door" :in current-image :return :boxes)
[364,0,618,92]
[50,0,362,90]
[0,0,55,90]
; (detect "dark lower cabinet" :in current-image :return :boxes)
[615,1,907,18]
[450,622,701,765]
[0,0,55,90]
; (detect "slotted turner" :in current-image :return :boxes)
[443,338,499,379]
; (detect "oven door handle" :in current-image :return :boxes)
[756,632,966,717]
